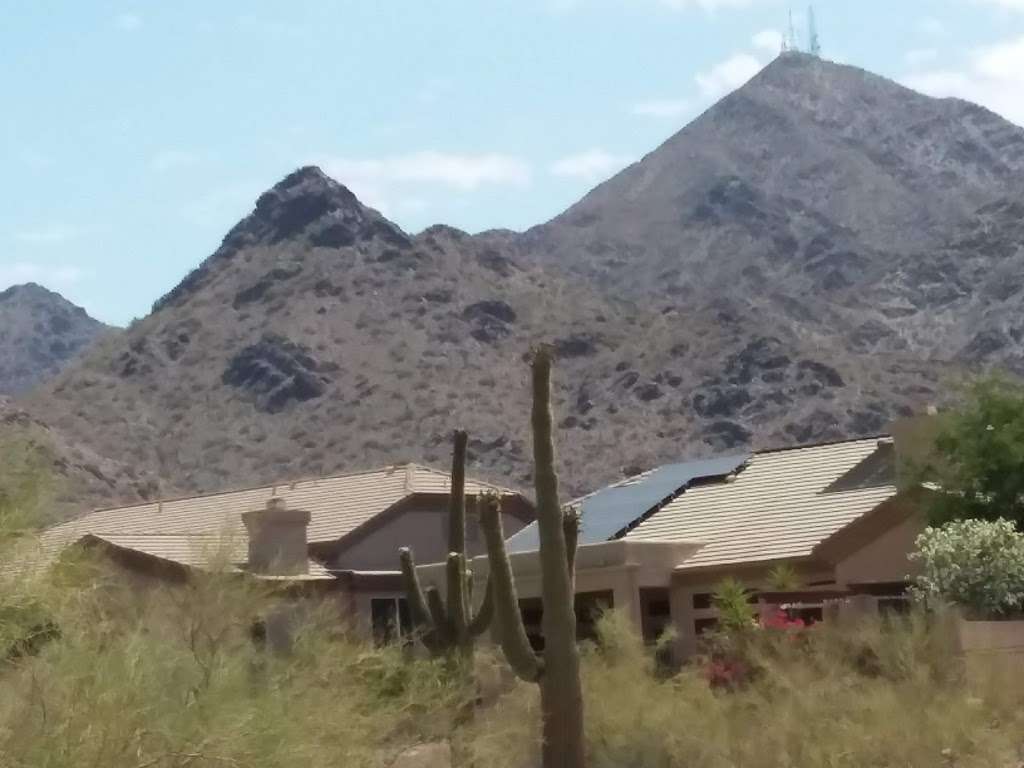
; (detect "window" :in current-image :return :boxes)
[517,591,614,651]
[640,588,672,645]
[371,597,412,645]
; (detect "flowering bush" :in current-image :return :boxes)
[760,609,808,632]
[909,518,1024,618]
[700,607,816,689]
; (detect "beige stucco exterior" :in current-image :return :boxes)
[332,496,531,572]
[833,513,923,586]
[416,496,929,662]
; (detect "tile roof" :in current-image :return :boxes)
[626,437,898,569]
[38,463,519,575]
[86,534,335,580]
[506,453,749,553]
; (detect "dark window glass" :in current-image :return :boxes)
[692,593,712,610]
[371,597,412,645]
[371,598,398,645]
[640,588,673,646]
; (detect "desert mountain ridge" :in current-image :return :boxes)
[0,283,113,396]
[10,52,1024,517]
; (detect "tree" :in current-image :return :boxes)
[920,375,1024,530]
[479,347,585,768]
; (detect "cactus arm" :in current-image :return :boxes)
[479,494,542,682]
[425,586,453,647]
[563,507,580,594]
[399,547,446,655]
[446,552,470,649]
[467,576,494,638]
[399,547,434,630]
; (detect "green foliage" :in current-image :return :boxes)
[922,375,1024,529]
[1,558,1023,768]
[711,577,756,633]
[909,518,1024,618]
[766,562,800,591]
[0,431,54,542]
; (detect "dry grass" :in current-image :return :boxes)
[1,557,1022,768]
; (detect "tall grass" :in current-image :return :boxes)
[2,538,1022,767]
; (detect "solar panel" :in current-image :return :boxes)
[504,453,750,553]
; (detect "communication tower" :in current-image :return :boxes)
[808,5,821,57]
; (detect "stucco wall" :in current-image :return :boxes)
[333,499,530,572]
[670,562,836,659]
[834,514,924,586]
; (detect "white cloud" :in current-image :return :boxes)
[904,48,939,68]
[550,149,633,182]
[114,13,142,31]
[14,226,79,244]
[0,262,84,289]
[695,53,762,99]
[631,98,691,118]
[150,150,199,173]
[752,28,783,54]
[903,34,1024,126]
[323,151,531,192]
[317,151,531,220]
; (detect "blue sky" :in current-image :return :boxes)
[2,0,1023,326]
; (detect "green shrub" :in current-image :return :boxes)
[909,518,1024,618]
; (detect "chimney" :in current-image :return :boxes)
[241,498,311,576]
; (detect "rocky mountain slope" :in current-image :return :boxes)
[0,283,111,395]
[15,53,1024,513]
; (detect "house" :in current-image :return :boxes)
[418,435,926,660]
[37,463,534,640]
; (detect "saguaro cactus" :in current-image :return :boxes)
[479,346,585,768]
[399,430,493,660]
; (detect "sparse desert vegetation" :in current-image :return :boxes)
[2,553,1023,768]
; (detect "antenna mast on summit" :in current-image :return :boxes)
[807,5,821,57]
[782,9,799,54]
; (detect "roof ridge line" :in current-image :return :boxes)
[752,434,891,457]
[82,461,426,516]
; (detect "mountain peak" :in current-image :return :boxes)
[0,282,60,302]
[151,166,410,313]
[273,164,337,189]
[0,284,109,395]
[0,283,97,318]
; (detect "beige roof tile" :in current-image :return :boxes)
[626,438,897,569]
[38,463,519,574]
[87,534,334,580]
